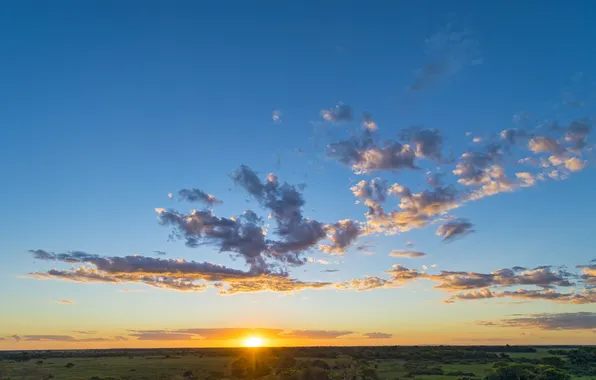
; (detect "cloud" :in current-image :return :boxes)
[386,264,424,283]
[430,266,574,291]
[307,257,330,265]
[229,165,329,266]
[156,208,270,272]
[177,188,222,206]
[28,249,331,295]
[409,22,481,91]
[321,269,340,273]
[279,330,354,339]
[362,113,377,131]
[400,127,444,161]
[6,335,125,343]
[577,264,596,284]
[453,149,502,186]
[319,219,361,255]
[565,157,587,171]
[73,330,98,335]
[17,335,77,342]
[564,120,591,150]
[127,328,282,341]
[501,128,528,144]
[31,250,264,281]
[389,250,426,258]
[215,278,332,295]
[55,299,75,305]
[336,276,393,291]
[321,103,352,123]
[436,219,474,242]
[127,328,353,341]
[528,137,564,155]
[24,98,594,303]
[363,184,460,236]
[119,288,146,293]
[327,132,417,174]
[351,179,388,204]
[272,110,282,122]
[363,332,392,339]
[129,332,196,341]
[153,250,167,255]
[352,142,417,174]
[477,312,596,330]
[447,288,596,304]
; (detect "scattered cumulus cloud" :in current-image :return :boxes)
[436,219,474,242]
[321,103,352,123]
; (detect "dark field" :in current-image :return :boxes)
[1,346,595,380]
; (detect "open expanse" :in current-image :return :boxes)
[2,2,596,380]
[1,346,595,380]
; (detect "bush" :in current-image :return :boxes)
[446,371,477,376]
[311,359,330,370]
[64,363,75,369]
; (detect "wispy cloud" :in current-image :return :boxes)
[28,249,331,295]
[409,21,481,91]
[272,110,282,122]
[389,250,426,258]
[126,328,357,341]
[9,335,127,343]
[363,332,392,339]
[55,299,75,305]
[476,312,596,330]
[176,188,222,206]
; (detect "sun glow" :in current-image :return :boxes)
[243,336,265,347]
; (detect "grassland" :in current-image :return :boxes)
[0,346,594,380]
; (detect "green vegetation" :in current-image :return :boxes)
[0,346,594,380]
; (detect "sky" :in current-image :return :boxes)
[1,0,596,350]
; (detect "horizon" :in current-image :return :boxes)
[1,0,595,352]
[2,344,595,353]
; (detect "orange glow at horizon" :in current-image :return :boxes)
[243,336,265,347]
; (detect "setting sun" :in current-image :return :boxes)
[243,336,265,347]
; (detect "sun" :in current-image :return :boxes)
[243,336,265,347]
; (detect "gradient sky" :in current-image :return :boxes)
[1,1,596,350]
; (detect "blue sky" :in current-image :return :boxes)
[1,1,595,348]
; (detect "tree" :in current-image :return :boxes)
[541,357,565,369]
[276,355,297,372]
[485,363,570,380]
[359,365,379,380]
[231,357,249,378]
[312,359,331,370]
[334,355,358,380]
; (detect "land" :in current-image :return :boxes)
[1,346,595,380]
